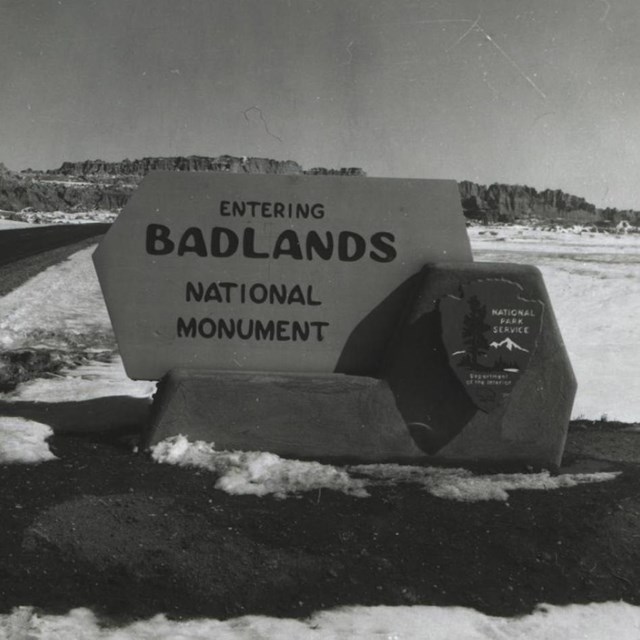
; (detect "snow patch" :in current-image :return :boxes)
[3,357,155,403]
[150,436,368,498]
[353,463,620,502]
[0,218,45,230]
[0,209,117,225]
[151,436,619,501]
[3,602,640,640]
[0,418,57,464]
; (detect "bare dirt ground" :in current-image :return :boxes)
[1,417,639,624]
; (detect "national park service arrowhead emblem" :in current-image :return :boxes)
[439,279,544,413]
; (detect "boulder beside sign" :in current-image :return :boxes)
[93,173,471,380]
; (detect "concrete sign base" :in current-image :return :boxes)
[144,263,576,469]
[144,370,424,463]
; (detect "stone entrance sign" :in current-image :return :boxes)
[93,173,471,380]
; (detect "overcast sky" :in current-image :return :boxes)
[1,0,638,208]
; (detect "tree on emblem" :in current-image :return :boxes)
[462,295,490,367]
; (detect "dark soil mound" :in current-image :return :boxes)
[1,423,639,624]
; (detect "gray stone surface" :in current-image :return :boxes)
[93,173,470,379]
[145,369,424,462]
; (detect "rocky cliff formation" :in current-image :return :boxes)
[459,181,640,226]
[305,167,366,177]
[0,171,132,213]
[458,181,600,224]
[50,155,305,177]
[0,156,637,226]
[49,156,367,178]
[1,155,362,213]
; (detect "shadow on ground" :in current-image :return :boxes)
[0,396,150,433]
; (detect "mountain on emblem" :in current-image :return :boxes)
[440,279,544,413]
[489,337,529,353]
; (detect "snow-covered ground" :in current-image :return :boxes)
[3,601,640,640]
[0,210,117,226]
[0,219,39,230]
[3,358,154,402]
[33,179,97,187]
[0,246,113,352]
[0,418,58,464]
[470,225,640,423]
